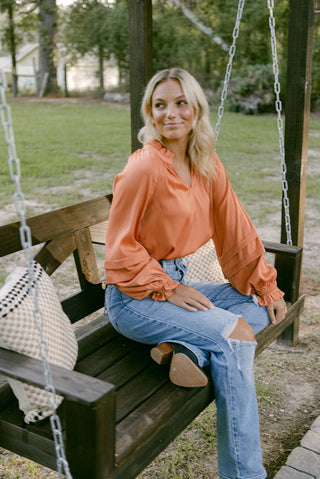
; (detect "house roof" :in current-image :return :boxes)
[0,43,38,71]
[16,43,38,61]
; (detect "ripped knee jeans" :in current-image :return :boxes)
[105,258,268,479]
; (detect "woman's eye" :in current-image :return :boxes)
[177,100,187,106]
[154,102,164,109]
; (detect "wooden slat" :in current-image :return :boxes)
[263,241,302,257]
[90,220,108,244]
[255,295,304,356]
[0,419,57,471]
[113,383,214,479]
[75,335,139,377]
[74,229,101,284]
[0,195,112,257]
[61,283,104,323]
[97,348,152,389]
[0,348,114,406]
[115,381,213,463]
[76,315,117,361]
[115,363,173,423]
[34,234,76,275]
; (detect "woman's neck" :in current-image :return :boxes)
[163,138,189,165]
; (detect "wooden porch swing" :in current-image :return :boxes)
[0,1,314,478]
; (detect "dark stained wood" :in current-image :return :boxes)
[280,0,314,247]
[61,283,105,323]
[263,241,302,258]
[255,296,304,355]
[65,390,116,479]
[0,195,112,257]
[34,234,76,275]
[128,0,153,152]
[0,348,114,406]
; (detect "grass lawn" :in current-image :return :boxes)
[1,100,319,227]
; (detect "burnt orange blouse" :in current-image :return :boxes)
[104,140,284,306]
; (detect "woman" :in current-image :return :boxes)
[104,68,286,479]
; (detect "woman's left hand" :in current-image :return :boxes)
[266,298,287,324]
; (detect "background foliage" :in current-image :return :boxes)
[0,0,319,110]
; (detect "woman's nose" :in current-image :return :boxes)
[166,103,177,117]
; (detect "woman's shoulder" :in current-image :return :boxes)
[117,141,170,187]
[125,141,173,176]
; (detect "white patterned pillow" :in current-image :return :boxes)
[185,239,228,284]
[0,261,78,423]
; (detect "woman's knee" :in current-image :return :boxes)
[228,317,255,342]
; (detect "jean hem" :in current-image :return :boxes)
[219,473,267,479]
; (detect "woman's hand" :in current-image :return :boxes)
[266,298,287,324]
[167,284,214,312]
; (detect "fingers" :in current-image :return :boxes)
[168,284,214,312]
[266,304,277,324]
[267,299,287,324]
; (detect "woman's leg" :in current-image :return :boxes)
[105,284,267,479]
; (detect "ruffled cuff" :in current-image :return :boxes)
[151,279,180,301]
[257,285,285,307]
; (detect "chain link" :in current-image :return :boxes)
[214,0,292,246]
[267,0,292,245]
[214,0,246,144]
[0,69,73,479]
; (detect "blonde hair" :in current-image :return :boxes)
[138,68,216,180]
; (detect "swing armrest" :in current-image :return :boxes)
[262,240,303,257]
[262,241,303,304]
[0,346,114,407]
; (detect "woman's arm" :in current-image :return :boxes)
[104,150,179,300]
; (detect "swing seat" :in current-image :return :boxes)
[0,195,304,479]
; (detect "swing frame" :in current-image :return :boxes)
[0,1,314,477]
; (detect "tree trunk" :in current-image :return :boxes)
[8,2,18,97]
[38,0,58,95]
[98,43,104,92]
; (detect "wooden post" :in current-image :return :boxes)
[275,0,314,344]
[281,0,314,248]
[128,0,153,152]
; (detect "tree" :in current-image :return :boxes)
[62,0,111,92]
[38,0,58,94]
[0,0,37,96]
[108,0,128,87]
[1,0,18,95]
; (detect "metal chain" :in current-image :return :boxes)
[214,0,246,144]
[267,0,292,245]
[0,69,73,479]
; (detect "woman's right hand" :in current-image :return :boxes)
[167,284,214,312]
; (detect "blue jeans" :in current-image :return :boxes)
[105,258,269,479]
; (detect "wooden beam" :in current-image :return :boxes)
[281,0,314,247]
[128,0,153,152]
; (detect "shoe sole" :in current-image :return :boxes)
[169,352,208,388]
[150,343,208,388]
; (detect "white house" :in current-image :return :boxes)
[0,43,120,93]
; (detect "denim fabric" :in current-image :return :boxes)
[105,258,268,479]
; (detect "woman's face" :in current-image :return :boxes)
[151,79,194,147]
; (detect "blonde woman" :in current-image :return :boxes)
[104,68,286,479]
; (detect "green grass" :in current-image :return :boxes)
[0,100,131,212]
[1,101,319,223]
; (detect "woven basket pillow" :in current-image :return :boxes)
[185,239,228,284]
[0,261,78,424]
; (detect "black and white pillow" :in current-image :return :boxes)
[0,261,78,423]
